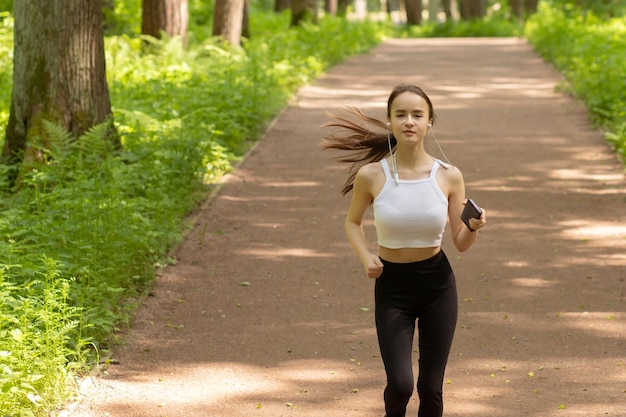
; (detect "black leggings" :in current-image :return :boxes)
[375,250,458,417]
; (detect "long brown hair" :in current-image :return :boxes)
[321,84,435,195]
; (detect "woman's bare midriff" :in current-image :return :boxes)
[379,246,441,263]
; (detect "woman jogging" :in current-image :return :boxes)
[321,84,487,417]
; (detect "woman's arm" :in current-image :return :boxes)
[345,165,384,279]
[446,168,487,252]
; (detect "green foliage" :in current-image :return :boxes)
[0,9,383,416]
[526,3,626,162]
[544,0,625,18]
[0,259,83,415]
[0,1,11,13]
[103,0,141,35]
[393,17,524,38]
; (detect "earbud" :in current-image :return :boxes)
[387,122,391,127]
[428,123,432,127]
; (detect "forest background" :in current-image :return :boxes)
[0,0,624,416]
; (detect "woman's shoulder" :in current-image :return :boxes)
[355,160,385,188]
[435,159,464,183]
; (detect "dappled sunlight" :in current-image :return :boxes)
[505,260,531,268]
[262,181,321,187]
[511,277,556,288]
[92,359,366,414]
[558,312,624,339]
[297,84,388,110]
[220,195,300,203]
[485,79,557,96]
[93,363,284,408]
[559,220,626,241]
[236,247,336,259]
[462,311,624,345]
[549,168,625,183]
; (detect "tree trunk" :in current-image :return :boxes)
[524,0,539,14]
[405,0,422,25]
[510,0,522,20]
[441,0,453,21]
[213,0,245,45]
[142,0,189,44]
[325,0,337,16]
[290,0,315,26]
[337,0,350,17]
[242,0,250,39]
[428,0,439,22]
[459,0,484,20]
[3,0,116,167]
[275,0,290,12]
[510,0,538,20]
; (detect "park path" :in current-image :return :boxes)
[65,38,626,417]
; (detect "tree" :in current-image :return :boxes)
[291,0,316,26]
[275,0,290,12]
[213,0,245,44]
[3,0,116,169]
[142,0,189,44]
[459,0,485,20]
[405,0,423,25]
[337,0,350,17]
[428,0,439,22]
[510,0,539,20]
[442,0,454,21]
[325,0,337,16]
[242,0,250,39]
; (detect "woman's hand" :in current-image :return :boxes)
[363,254,384,279]
[468,203,487,232]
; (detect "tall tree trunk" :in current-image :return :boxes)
[290,0,315,26]
[524,0,538,14]
[441,0,453,21]
[213,0,245,45]
[459,0,484,20]
[510,0,523,20]
[241,0,250,39]
[325,0,337,16]
[3,0,116,168]
[337,0,350,17]
[510,0,538,20]
[405,0,422,25]
[142,0,189,44]
[275,0,290,12]
[428,0,438,22]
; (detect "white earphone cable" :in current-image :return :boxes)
[428,125,453,168]
[387,126,399,184]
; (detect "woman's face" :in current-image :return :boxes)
[388,92,432,145]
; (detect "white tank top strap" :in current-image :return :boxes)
[429,159,441,179]
[380,158,392,181]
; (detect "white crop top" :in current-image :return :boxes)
[373,158,448,248]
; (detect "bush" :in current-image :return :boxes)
[526,3,626,162]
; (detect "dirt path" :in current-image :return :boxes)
[64,38,626,417]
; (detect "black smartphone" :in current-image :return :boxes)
[461,198,482,232]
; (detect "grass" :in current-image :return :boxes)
[525,2,626,162]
